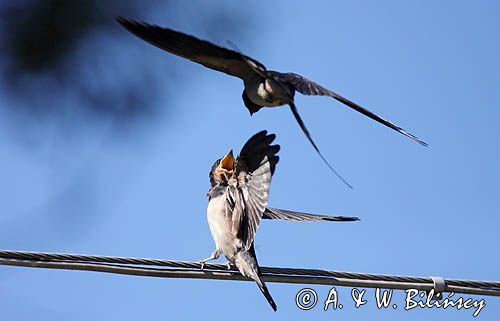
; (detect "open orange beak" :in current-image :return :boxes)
[219,149,235,174]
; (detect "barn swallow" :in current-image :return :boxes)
[117,17,428,188]
[203,131,279,311]
[203,131,359,311]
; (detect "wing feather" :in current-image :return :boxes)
[233,131,280,249]
[117,17,265,80]
[280,72,427,146]
[263,207,359,222]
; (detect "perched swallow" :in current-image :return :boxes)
[203,130,280,311]
[203,131,359,311]
[117,17,428,187]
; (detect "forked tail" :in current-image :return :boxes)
[235,249,277,311]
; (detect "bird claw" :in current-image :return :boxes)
[198,250,220,270]
[223,261,232,270]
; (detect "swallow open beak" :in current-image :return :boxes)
[219,149,235,174]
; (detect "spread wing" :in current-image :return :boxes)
[231,131,280,249]
[263,207,359,222]
[116,17,266,80]
[280,72,427,146]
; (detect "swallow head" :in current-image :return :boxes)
[246,104,263,116]
[209,149,235,187]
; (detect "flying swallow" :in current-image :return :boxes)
[117,17,427,187]
[203,130,358,311]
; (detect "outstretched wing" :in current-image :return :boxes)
[263,207,359,222]
[116,17,266,80]
[280,72,427,146]
[231,131,280,249]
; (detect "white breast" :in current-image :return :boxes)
[206,195,239,258]
[245,76,291,107]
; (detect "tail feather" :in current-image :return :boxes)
[254,273,278,312]
[288,101,352,188]
[235,248,277,311]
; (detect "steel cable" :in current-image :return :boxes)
[1,250,499,297]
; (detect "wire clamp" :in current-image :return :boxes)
[429,276,446,300]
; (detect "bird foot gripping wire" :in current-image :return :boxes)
[198,259,211,270]
[198,250,221,270]
[198,260,232,271]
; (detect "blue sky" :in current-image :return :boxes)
[1,1,499,320]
